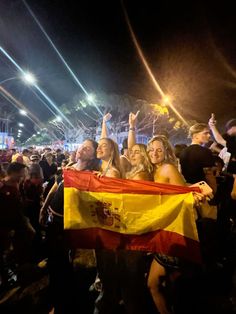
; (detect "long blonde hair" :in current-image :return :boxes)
[100,138,121,174]
[126,144,153,179]
[147,135,177,166]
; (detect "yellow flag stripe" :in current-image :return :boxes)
[64,187,198,242]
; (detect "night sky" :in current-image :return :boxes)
[1,0,236,140]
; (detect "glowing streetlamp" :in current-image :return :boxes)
[19,109,27,116]
[162,95,171,105]
[0,72,36,86]
[22,72,36,85]
[55,116,62,122]
[87,94,95,103]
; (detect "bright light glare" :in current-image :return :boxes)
[18,123,24,127]
[87,94,95,102]
[18,129,22,133]
[162,96,171,104]
[56,116,62,122]
[37,131,40,134]
[19,109,27,115]
[22,72,36,85]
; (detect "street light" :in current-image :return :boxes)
[55,116,62,122]
[19,109,27,116]
[162,95,171,104]
[22,72,36,85]
[87,94,95,103]
[0,72,36,86]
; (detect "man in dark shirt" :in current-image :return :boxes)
[181,124,219,267]
[55,149,66,167]
[180,123,216,189]
[39,152,57,183]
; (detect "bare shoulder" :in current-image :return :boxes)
[131,171,152,181]
[108,167,121,178]
[159,163,178,173]
[158,163,185,185]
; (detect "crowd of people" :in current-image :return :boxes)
[0,112,236,314]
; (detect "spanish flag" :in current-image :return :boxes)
[64,169,201,263]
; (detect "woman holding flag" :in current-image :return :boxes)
[128,111,199,314]
[94,113,153,314]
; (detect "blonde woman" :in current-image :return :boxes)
[129,112,191,314]
[147,135,184,185]
[96,137,121,178]
[101,112,131,178]
[127,110,152,181]
[95,114,150,314]
[97,113,121,178]
[126,143,153,180]
[146,135,189,314]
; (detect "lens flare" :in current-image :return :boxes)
[122,3,189,127]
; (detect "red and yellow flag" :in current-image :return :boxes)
[64,169,201,263]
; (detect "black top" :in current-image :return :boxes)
[56,153,66,166]
[223,133,236,158]
[50,176,64,215]
[180,144,215,184]
[0,182,28,230]
[39,160,57,182]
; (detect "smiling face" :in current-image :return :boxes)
[76,140,95,162]
[129,145,144,167]
[147,140,165,166]
[96,139,112,161]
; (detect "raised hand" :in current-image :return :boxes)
[129,110,140,128]
[208,113,216,128]
[103,113,112,123]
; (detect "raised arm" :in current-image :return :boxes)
[128,111,140,149]
[208,113,226,147]
[101,113,112,139]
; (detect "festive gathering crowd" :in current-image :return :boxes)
[1,112,236,314]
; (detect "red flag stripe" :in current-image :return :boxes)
[63,169,200,195]
[65,228,201,264]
